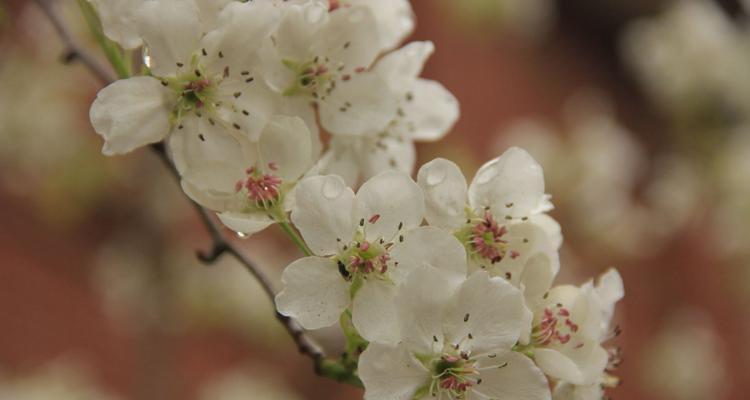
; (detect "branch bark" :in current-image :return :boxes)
[33,0,328,375]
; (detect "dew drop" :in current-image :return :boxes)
[322,177,343,199]
[235,231,248,239]
[425,164,447,186]
[475,165,498,184]
[142,47,152,68]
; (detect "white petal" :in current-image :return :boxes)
[595,269,624,310]
[354,171,424,241]
[417,158,468,230]
[317,136,362,187]
[352,279,400,345]
[200,1,281,74]
[468,147,549,219]
[318,72,397,136]
[313,5,381,71]
[534,343,608,386]
[217,211,275,236]
[396,79,459,142]
[388,226,467,285]
[291,175,356,255]
[89,76,174,155]
[473,351,551,400]
[443,271,524,355]
[361,135,416,181]
[215,78,281,142]
[553,382,603,400]
[259,115,312,181]
[395,266,456,355]
[275,257,350,330]
[281,96,322,159]
[135,0,202,77]
[520,252,557,302]
[349,0,414,51]
[168,115,255,183]
[89,0,143,49]
[359,343,429,400]
[529,213,563,250]
[194,0,234,32]
[374,41,434,88]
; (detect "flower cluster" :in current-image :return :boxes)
[86,1,624,399]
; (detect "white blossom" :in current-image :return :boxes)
[359,267,551,400]
[417,149,561,297]
[275,171,469,344]
[539,269,624,392]
[170,115,314,236]
[259,1,397,136]
[319,41,459,185]
[89,0,286,155]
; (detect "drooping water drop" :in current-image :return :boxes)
[475,164,499,185]
[142,46,152,68]
[425,164,447,186]
[235,231,248,239]
[322,176,343,199]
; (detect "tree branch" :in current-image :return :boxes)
[34,0,329,376]
[33,0,116,85]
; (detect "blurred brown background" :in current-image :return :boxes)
[0,0,747,399]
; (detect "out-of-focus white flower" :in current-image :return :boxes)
[442,0,555,38]
[359,267,551,400]
[276,171,471,344]
[417,149,560,297]
[713,128,750,258]
[498,99,700,256]
[622,0,750,123]
[90,0,284,155]
[170,115,313,236]
[259,2,396,136]
[641,310,728,400]
[0,360,120,400]
[319,41,459,185]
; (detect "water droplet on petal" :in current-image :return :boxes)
[425,164,447,186]
[322,177,343,199]
[235,231,248,239]
[475,165,498,185]
[142,46,152,68]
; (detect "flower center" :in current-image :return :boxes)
[281,54,366,99]
[532,305,579,347]
[463,210,519,265]
[334,214,404,283]
[235,163,283,208]
[429,354,478,399]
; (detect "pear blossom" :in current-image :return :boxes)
[259,1,396,136]
[417,149,560,287]
[275,171,469,344]
[89,0,286,155]
[319,41,459,185]
[530,269,624,390]
[170,115,313,236]
[359,267,551,400]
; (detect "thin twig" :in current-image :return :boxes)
[33,0,116,84]
[34,0,326,372]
